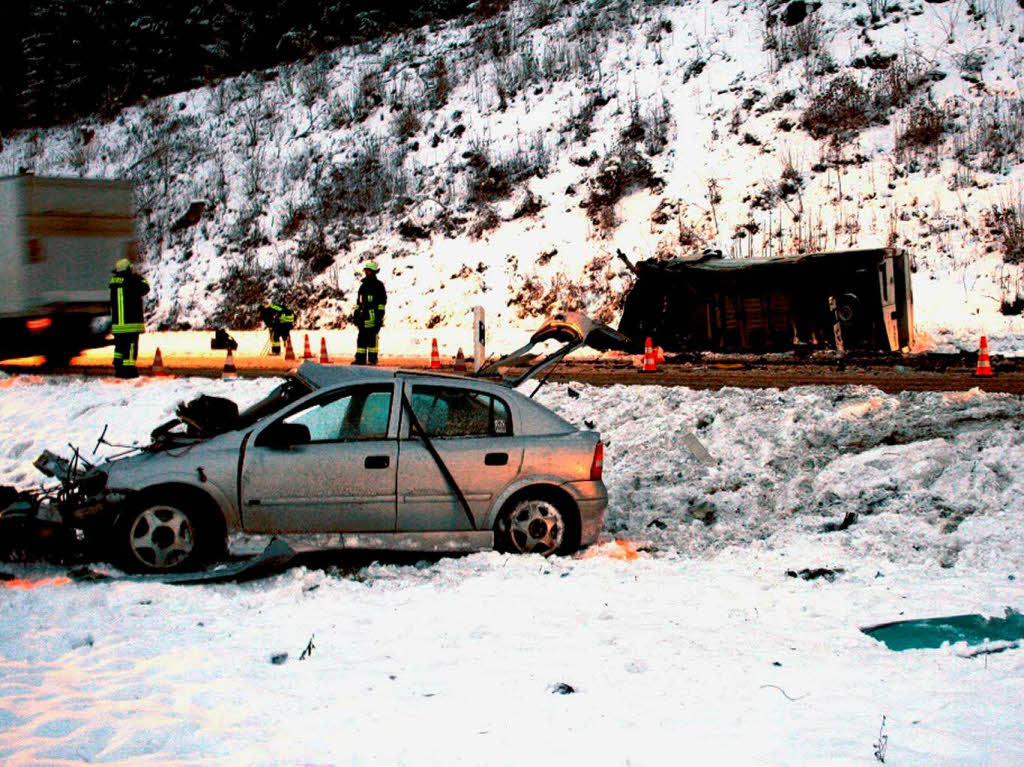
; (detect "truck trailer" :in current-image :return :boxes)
[0,176,135,363]
[617,248,914,354]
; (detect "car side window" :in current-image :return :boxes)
[283,387,392,442]
[410,385,512,438]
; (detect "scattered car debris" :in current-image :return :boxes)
[550,682,576,695]
[786,567,845,582]
[862,607,1024,652]
[299,634,316,661]
[821,511,858,532]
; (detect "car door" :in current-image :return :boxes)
[396,380,525,532]
[240,383,399,533]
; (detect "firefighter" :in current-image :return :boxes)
[352,261,386,365]
[109,258,149,379]
[259,303,295,355]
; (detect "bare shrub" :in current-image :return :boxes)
[764,13,824,69]
[495,49,540,103]
[213,261,272,328]
[955,96,1024,174]
[987,195,1024,264]
[331,69,383,127]
[316,135,409,222]
[869,56,930,113]
[298,58,330,109]
[895,101,946,162]
[468,205,500,238]
[294,226,335,274]
[526,0,563,29]
[801,74,871,139]
[392,105,421,140]
[508,253,619,323]
[424,56,451,109]
[566,91,607,142]
[465,135,549,203]
[582,142,662,233]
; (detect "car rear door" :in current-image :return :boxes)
[240,383,399,533]
[396,380,525,532]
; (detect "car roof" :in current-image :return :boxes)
[292,362,577,435]
[294,361,498,389]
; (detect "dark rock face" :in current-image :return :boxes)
[782,1,808,26]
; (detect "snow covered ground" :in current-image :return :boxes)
[2,373,1023,765]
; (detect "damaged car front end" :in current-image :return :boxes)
[0,377,315,570]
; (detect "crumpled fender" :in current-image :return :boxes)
[103,469,240,531]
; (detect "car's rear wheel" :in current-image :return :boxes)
[495,492,576,556]
[112,492,220,574]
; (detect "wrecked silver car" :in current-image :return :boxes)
[3,363,606,573]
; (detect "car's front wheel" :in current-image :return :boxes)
[495,493,577,556]
[112,493,219,574]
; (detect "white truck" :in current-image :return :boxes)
[0,175,135,363]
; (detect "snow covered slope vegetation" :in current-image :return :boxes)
[1,0,1023,351]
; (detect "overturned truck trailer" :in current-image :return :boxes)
[618,248,914,353]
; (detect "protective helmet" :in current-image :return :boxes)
[362,260,379,272]
[114,258,132,272]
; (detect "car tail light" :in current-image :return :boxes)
[590,441,604,481]
[26,317,51,333]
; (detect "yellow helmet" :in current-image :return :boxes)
[363,260,379,272]
[114,258,132,272]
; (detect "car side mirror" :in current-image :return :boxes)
[257,422,310,448]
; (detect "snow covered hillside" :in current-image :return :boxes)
[1,0,1023,353]
[2,374,1023,765]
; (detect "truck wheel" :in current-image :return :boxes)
[494,492,578,556]
[112,493,220,574]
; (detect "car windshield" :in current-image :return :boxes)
[238,377,312,428]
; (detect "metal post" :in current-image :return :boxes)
[472,306,485,372]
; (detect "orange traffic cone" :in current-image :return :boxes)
[975,335,993,377]
[302,333,313,360]
[319,337,330,364]
[454,347,467,373]
[151,347,168,376]
[284,336,296,361]
[222,348,237,379]
[430,338,441,369]
[642,337,658,372]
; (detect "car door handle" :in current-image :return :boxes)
[365,455,390,469]
[485,452,508,466]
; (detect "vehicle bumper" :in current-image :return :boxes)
[563,480,608,547]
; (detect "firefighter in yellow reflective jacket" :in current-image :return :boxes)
[352,261,387,365]
[259,303,295,355]
[109,258,150,379]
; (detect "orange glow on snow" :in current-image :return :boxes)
[580,539,641,561]
[3,576,71,590]
[607,539,640,560]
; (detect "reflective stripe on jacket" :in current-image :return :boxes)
[356,275,387,330]
[110,271,150,334]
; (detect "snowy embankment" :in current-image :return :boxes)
[1,0,1023,355]
[1,374,1023,765]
